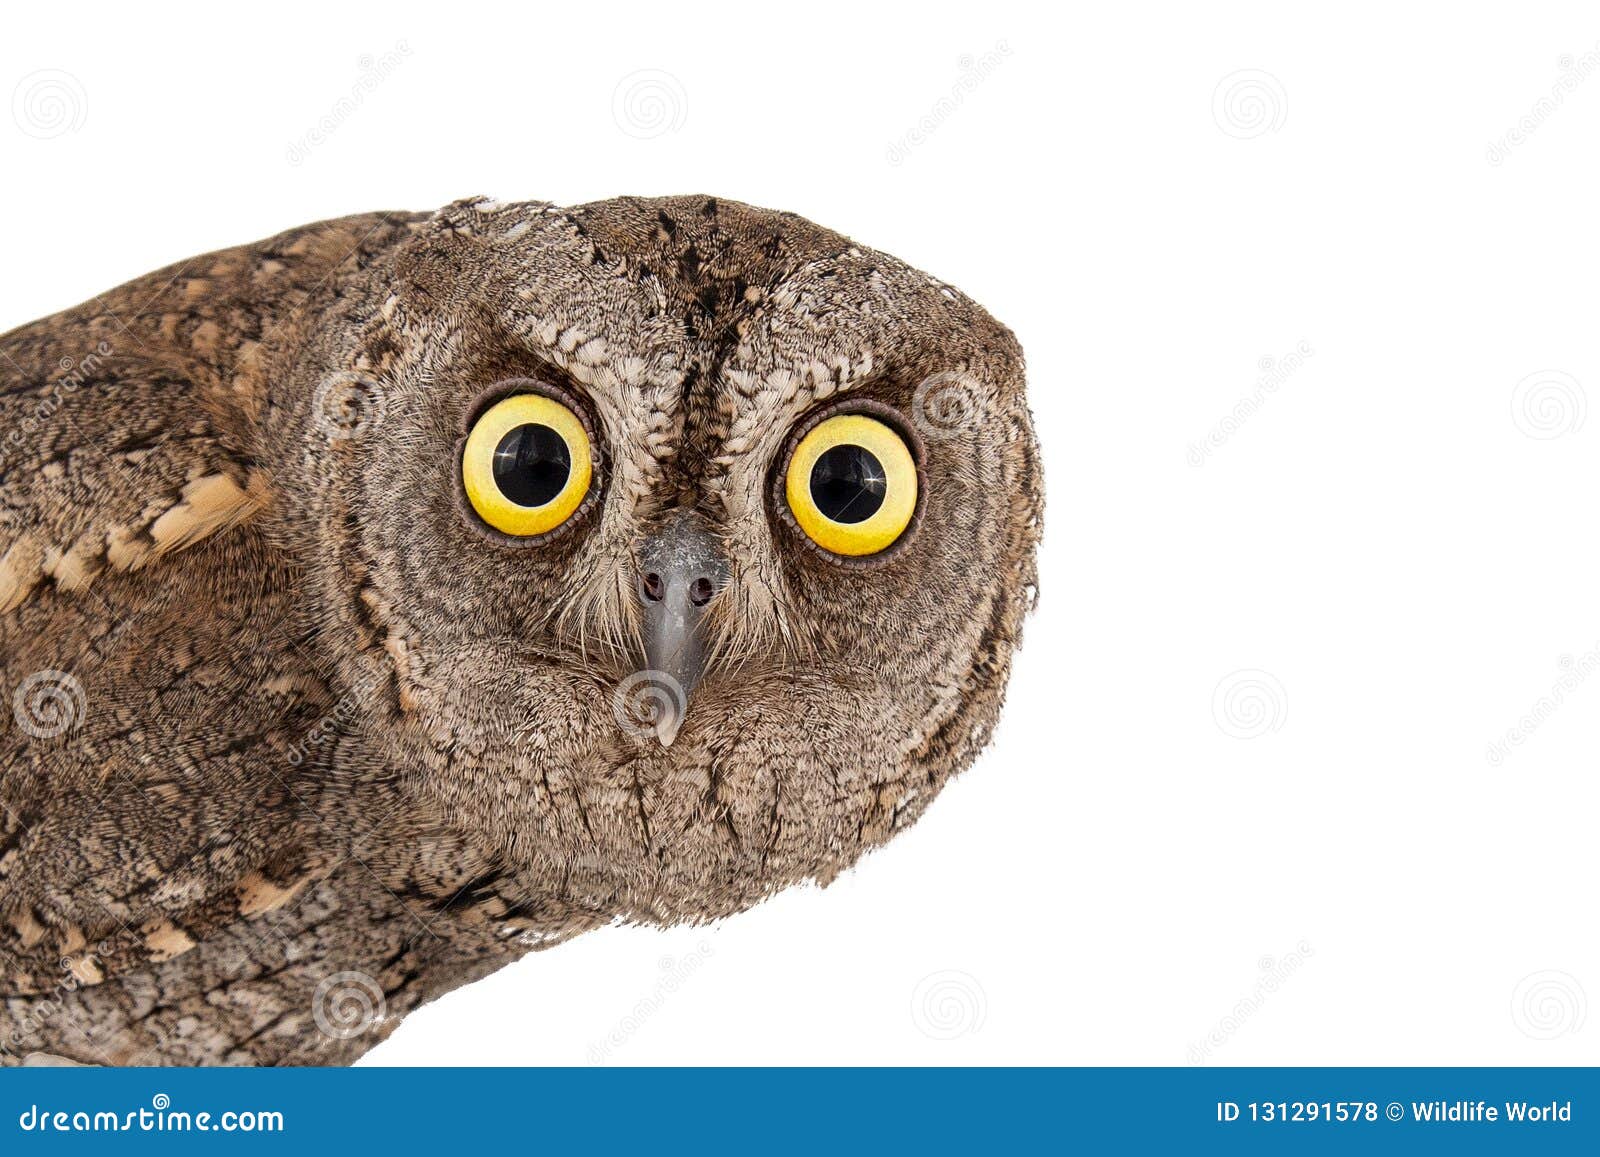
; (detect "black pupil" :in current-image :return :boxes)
[809,443,886,524]
[492,423,571,507]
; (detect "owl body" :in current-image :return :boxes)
[0,196,1040,1064]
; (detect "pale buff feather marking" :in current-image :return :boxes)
[0,533,46,613]
[55,925,107,986]
[381,632,421,712]
[11,907,47,949]
[4,471,268,610]
[230,340,268,421]
[104,527,153,573]
[259,673,323,698]
[146,471,267,556]
[45,531,106,593]
[359,584,425,712]
[106,470,267,573]
[188,319,223,360]
[237,871,313,918]
[67,955,104,986]
[140,918,196,962]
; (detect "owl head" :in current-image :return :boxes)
[267,195,1042,928]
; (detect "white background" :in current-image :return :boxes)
[3,2,1596,1066]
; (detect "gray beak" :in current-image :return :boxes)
[635,511,729,747]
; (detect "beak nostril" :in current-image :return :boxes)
[688,577,715,607]
[641,572,665,602]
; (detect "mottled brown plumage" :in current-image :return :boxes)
[0,196,1041,1065]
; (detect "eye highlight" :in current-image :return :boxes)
[462,393,592,537]
[785,413,918,556]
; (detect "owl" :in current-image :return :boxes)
[0,195,1041,1065]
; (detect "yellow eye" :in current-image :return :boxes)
[784,413,918,556]
[462,394,593,537]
